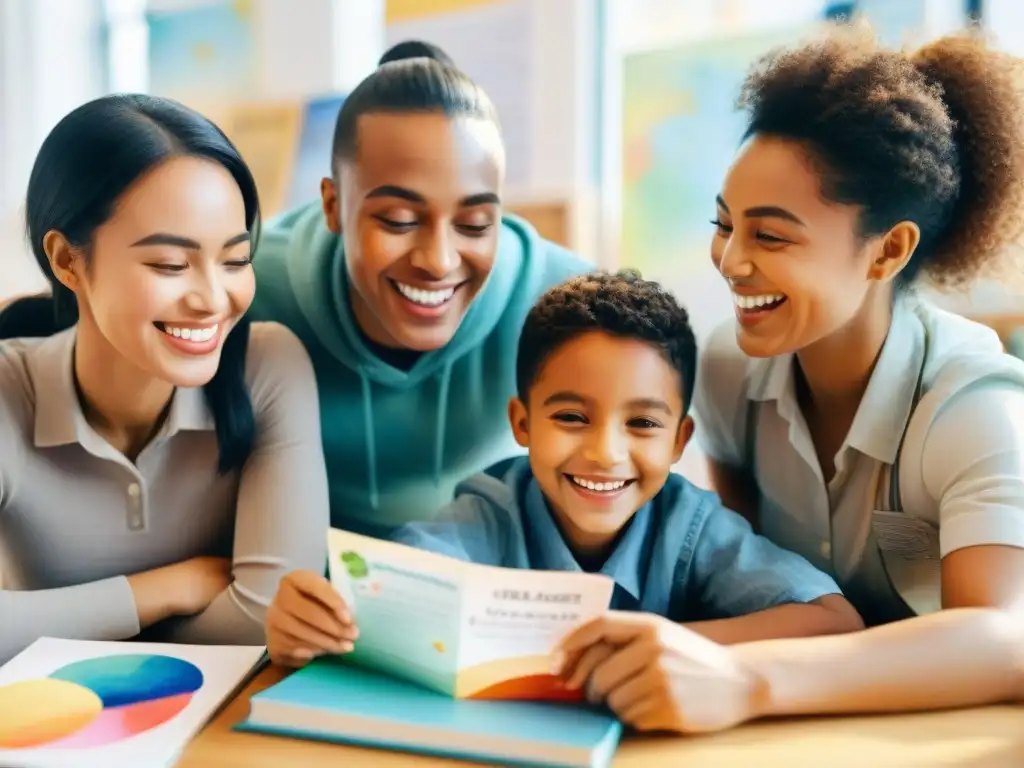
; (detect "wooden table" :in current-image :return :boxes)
[176,665,1024,768]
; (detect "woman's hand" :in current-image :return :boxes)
[266,570,359,668]
[127,556,232,628]
[553,611,766,733]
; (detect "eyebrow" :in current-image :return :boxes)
[715,194,805,226]
[626,397,674,415]
[541,391,674,415]
[365,185,501,207]
[542,391,587,407]
[130,232,250,249]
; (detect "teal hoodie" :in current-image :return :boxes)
[248,201,589,537]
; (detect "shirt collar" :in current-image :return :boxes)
[747,298,926,466]
[28,327,215,453]
[844,298,926,464]
[522,478,647,601]
[746,342,801,427]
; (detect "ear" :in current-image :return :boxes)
[320,177,342,234]
[43,231,82,294]
[673,415,694,464]
[867,220,920,282]
[507,396,530,448]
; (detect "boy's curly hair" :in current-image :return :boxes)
[516,270,698,412]
[739,21,1024,288]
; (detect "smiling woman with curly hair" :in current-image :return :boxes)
[552,22,1024,734]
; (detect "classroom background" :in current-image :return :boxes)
[2,0,1023,348]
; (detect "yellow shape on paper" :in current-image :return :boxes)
[432,640,446,653]
[0,678,103,748]
[386,0,503,24]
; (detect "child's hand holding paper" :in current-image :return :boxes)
[325,528,616,700]
[266,569,360,667]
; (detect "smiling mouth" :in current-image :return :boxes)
[566,475,636,493]
[732,292,787,313]
[390,279,460,308]
[153,322,219,342]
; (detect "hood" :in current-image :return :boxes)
[269,202,545,514]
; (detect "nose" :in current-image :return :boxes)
[183,266,230,317]
[714,232,754,280]
[582,424,629,469]
[410,223,459,279]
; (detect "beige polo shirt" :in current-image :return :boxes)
[693,296,1024,625]
[0,321,329,663]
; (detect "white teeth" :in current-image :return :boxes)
[570,476,629,493]
[395,281,456,307]
[733,293,786,310]
[161,324,218,343]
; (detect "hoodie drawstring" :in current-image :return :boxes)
[359,360,454,510]
[433,361,453,486]
[359,373,379,510]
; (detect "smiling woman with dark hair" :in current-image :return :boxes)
[549,23,1024,733]
[0,93,328,664]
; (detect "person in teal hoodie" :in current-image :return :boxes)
[247,40,589,542]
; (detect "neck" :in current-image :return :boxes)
[795,288,895,418]
[74,316,175,460]
[547,499,621,572]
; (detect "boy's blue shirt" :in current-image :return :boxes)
[247,202,589,537]
[392,457,842,619]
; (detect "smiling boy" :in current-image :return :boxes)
[390,271,863,644]
[264,271,863,667]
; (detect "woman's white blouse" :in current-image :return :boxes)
[693,297,1024,624]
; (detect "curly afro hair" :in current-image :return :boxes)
[738,21,1024,289]
[516,270,698,412]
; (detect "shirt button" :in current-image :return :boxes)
[820,540,832,559]
[127,483,141,499]
[129,515,143,531]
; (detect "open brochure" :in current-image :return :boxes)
[327,528,615,702]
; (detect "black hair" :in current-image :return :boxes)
[330,40,498,166]
[377,40,455,67]
[739,22,1024,289]
[516,270,698,413]
[8,93,260,473]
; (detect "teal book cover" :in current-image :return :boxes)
[235,658,623,768]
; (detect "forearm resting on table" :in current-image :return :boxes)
[127,567,184,628]
[0,578,141,663]
[737,607,1024,719]
[156,587,267,645]
[685,594,865,645]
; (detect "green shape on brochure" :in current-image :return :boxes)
[340,550,368,579]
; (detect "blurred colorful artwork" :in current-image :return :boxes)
[147,0,257,105]
[619,24,816,338]
[386,0,508,24]
[287,94,347,210]
[621,25,814,278]
[221,102,303,216]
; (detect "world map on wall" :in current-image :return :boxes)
[619,24,818,338]
[621,24,816,278]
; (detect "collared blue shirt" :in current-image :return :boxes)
[391,457,841,620]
